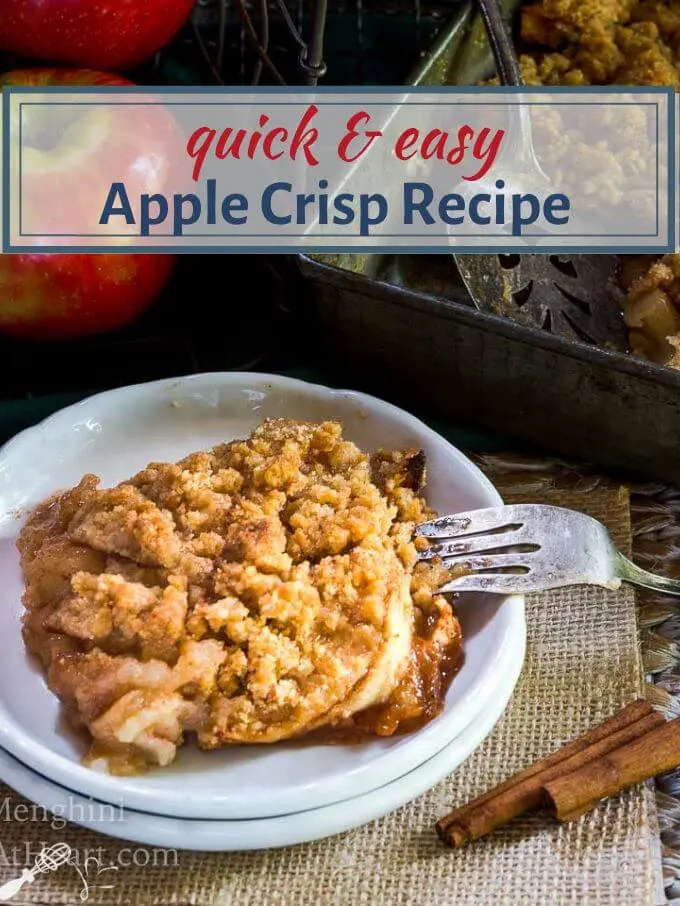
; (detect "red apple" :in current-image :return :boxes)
[0,254,175,342]
[0,0,196,71]
[0,68,175,343]
[8,68,181,239]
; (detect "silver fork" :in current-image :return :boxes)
[416,504,680,596]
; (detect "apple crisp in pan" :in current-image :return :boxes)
[518,0,680,366]
[18,419,462,775]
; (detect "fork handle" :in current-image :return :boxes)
[616,552,680,596]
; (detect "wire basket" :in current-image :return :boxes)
[0,1,462,402]
[170,1,461,87]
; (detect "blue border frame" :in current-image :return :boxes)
[2,84,676,255]
[2,90,10,253]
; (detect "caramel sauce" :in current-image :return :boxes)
[310,606,463,744]
[353,634,462,737]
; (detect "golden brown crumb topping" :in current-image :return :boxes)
[19,419,461,774]
[518,0,680,87]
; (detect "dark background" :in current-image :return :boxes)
[0,2,462,404]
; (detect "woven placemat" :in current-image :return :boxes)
[0,465,661,905]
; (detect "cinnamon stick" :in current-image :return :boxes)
[436,699,663,848]
[544,716,680,822]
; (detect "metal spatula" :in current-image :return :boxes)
[453,0,628,351]
[416,503,680,595]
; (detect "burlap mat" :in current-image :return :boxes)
[0,481,661,905]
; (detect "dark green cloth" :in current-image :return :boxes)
[0,368,508,453]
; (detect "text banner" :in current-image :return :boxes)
[2,86,675,253]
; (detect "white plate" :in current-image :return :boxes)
[0,372,525,820]
[0,631,523,852]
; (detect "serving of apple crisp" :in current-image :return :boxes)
[18,419,461,775]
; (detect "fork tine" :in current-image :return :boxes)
[441,552,536,572]
[418,530,528,560]
[438,572,539,594]
[415,505,527,539]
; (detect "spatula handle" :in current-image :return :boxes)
[476,0,522,87]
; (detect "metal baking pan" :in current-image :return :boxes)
[296,1,680,484]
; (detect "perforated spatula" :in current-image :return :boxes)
[453,0,628,351]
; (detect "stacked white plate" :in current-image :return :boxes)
[0,373,525,851]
